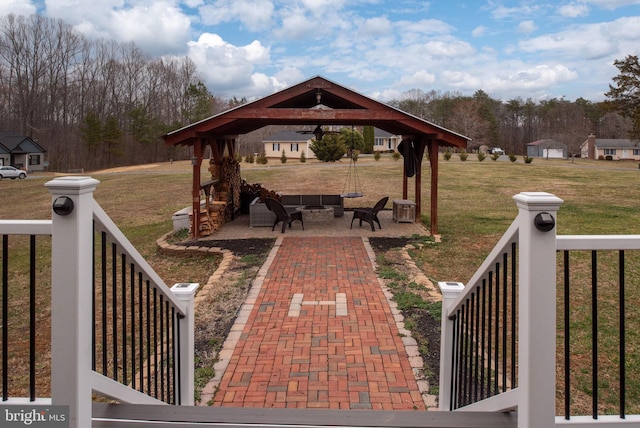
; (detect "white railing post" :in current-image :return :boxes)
[513,192,563,428]
[171,282,199,406]
[45,176,100,428]
[437,281,465,411]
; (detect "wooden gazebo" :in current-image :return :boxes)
[163,76,469,238]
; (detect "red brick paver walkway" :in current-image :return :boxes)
[212,237,425,410]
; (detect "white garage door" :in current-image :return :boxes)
[543,148,564,158]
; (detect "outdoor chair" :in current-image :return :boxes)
[350,196,389,231]
[265,197,304,233]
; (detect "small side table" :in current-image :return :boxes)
[393,199,416,223]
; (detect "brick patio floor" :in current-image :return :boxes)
[209,236,427,410]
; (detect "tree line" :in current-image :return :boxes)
[0,14,244,171]
[1,13,637,171]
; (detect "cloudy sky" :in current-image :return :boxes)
[2,1,640,102]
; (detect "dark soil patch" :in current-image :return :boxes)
[369,237,413,251]
[179,238,276,257]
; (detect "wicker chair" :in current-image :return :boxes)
[265,197,304,233]
[350,196,389,231]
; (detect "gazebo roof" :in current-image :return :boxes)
[163,76,469,148]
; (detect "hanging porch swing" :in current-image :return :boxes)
[341,126,364,198]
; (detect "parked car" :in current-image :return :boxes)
[0,166,27,179]
[490,147,505,155]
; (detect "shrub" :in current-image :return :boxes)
[509,153,517,162]
[459,150,468,161]
[245,153,254,163]
[392,151,401,161]
[477,152,486,162]
[280,149,287,163]
[444,149,452,161]
[257,152,268,164]
[373,151,381,161]
[309,134,346,162]
[491,153,500,161]
[300,152,306,163]
[524,155,533,164]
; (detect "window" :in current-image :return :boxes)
[290,143,299,152]
[604,149,616,155]
[634,149,640,156]
[272,143,280,152]
[374,138,383,146]
[29,155,40,165]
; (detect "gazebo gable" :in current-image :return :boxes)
[163,76,468,148]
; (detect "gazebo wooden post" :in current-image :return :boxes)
[191,139,204,239]
[414,139,427,226]
[402,170,409,200]
[428,139,439,235]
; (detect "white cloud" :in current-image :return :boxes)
[490,3,543,19]
[557,2,590,17]
[397,70,436,87]
[44,0,192,56]
[0,0,37,16]
[198,0,274,31]
[586,0,640,9]
[360,16,393,37]
[519,16,640,60]
[187,33,272,96]
[439,63,578,99]
[518,20,537,34]
[472,25,489,37]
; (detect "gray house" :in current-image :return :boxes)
[0,131,47,172]
[526,139,568,159]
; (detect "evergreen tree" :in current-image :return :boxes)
[103,115,123,166]
[606,55,640,141]
[363,126,375,153]
[80,111,102,169]
[310,133,346,162]
[182,81,214,124]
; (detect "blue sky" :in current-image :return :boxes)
[2,1,640,102]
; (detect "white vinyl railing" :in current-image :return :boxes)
[439,192,640,428]
[1,176,198,428]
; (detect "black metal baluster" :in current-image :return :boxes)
[487,272,493,396]
[153,287,158,398]
[161,295,164,401]
[121,254,127,386]
[462,299,469,406]
[480,279,486,400]
[146,280,151,395]
[92,227,96,372]
[591,251,598,419]
[112,243,118,381]
[450,313,459,410]
[510,243,517,389]
[163,299,171,403]
[564,251,571,420]
[29,235,36,401]
[101,232,107,375]
[502,253,508,392]
[494,263,500,394]
[473,290,480,402]
[138,272,143,392]
[176,313,182,405]
[2,235,8,401]
[130,266,136,390]
[619,251,626,419]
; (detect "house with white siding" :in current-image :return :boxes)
[580,133,640,160]
[263,128,402,159]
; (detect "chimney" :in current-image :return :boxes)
[587,133,596,159]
